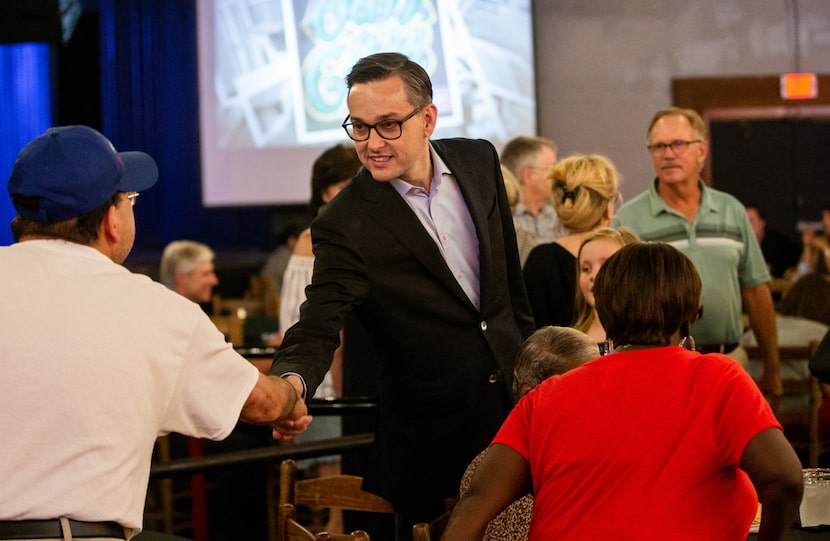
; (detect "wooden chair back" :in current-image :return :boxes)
[743,341,822,466]
[249,274,280,316]
[208,313,244,347]
[279,502,371,540]
[275,459,394,541]
[143,436,200,537]
[411,522,432,541]
[212,294,267,320]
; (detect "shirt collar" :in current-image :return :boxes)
[647,177,714,216]
[389,143,450,196]
[17,238,113,263]
[516,202,555,218]
[514,203,532,217]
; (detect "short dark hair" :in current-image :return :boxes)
[310,143,362,217]
[595,243,701,346]
[275,220,308,245]
[10,192,121,244]
[345,52,433,110]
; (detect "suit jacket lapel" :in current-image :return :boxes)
[358,167,477,310]
[432,141,495,308]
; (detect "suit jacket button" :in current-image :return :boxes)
[480,320,488,331]
[488,372,500,383]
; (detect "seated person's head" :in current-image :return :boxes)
[594,242,701,347]
[160,240,218,304]
[513,326,600,397]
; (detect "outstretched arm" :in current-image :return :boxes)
[240,373,311,440]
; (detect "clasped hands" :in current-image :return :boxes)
[271,374,313,440]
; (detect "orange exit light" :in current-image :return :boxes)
[780,73,817,100]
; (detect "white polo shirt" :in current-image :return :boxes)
[0,240,259,530]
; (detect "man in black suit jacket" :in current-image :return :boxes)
[272,52,534,536]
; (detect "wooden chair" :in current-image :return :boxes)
[278,503,370,540]
[209,313,245,347]
[274,459,394,541]
[212,293,271,347]
[768,277,793,311]
[744,341,823,467]
[412,522,433,541]
[249,274,280,317]
[143,436,203,539]
[277,504,431,541]
[212,293,266,320]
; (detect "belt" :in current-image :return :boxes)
[0,520,125,540]
[697,343,739,354]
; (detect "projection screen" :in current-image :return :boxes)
[197,0,536,206]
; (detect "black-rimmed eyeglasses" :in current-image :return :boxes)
[341,107,422,142]
[646,139,703,155]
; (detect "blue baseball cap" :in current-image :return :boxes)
[7,125,159,222]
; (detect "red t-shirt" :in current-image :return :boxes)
[493,346,781,541]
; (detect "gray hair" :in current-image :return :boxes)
[647,107,707,142]
[499,135,558,179]
[513,326,600,394]
[159,240,215,288]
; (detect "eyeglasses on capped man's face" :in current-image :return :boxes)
[646,139,703,156]
[125,192,140,206]
[341,107,423,142]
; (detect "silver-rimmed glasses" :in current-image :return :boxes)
[125,192,140,206]
[646,139,703,156]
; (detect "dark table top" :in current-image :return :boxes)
[748,527,830,540]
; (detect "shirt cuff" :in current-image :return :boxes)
[281,372,308,401]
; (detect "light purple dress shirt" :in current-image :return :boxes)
[390,144,481,310]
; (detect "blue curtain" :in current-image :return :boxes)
[97,0,274,255]
[0,43,53,246]
[1,1,280,252]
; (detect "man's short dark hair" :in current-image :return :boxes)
[346,52,433,110]
[10,193,121,244]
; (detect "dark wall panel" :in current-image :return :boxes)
[711,117,830,239]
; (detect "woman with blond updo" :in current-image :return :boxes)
[523,154,620,328]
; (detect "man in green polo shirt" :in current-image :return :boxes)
[613,107,782,409]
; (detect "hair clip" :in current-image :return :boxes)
[562,187,579,204]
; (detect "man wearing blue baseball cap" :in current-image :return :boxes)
[0,126,310,541]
